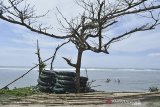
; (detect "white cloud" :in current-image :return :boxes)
[148,53,160,57]
[24,0,82,35]
[10,28,64,48]
[12,35,59,48]
[110,29,160,52]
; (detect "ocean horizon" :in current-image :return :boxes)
[0,66,160,71]
[0,66,160,92]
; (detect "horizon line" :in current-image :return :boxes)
[0,65,160,69]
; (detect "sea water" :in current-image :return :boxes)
[0,66,160,92]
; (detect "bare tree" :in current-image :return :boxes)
[0,0,160,92]
[57,0,160,92]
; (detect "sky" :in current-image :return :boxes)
[0,0,160,69]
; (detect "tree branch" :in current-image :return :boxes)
[50,40,70,70]
[104,23,158,49]
[62,57,76,67]
[104,3,160,21]
[35,40,42,75]
[0,0,71,39]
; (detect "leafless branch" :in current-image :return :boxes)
[50,40,70,70]
[0,0,71,39]
[35,40,42,75]
[63,0,160,55]
[62,57,76,67]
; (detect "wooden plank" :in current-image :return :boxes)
[66,101,105,105]
[63,97,106,100]
[65,99,104,102]
[3,92,160,106]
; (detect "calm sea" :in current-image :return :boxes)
[0,66,160,92]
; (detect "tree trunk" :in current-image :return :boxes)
[75,50,83,93]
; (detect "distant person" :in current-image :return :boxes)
[105,78,111,83]
[117,79,120,84]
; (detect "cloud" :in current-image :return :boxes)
[148,53,160,57]
[0,0,160,68]
[24,0,82,35]
[109,29,160,53]
[11,34,60,48]
[8,26,65,48]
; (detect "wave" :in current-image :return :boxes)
[83,68,160,72]
[0,66,159,72]
[0,67,37,71]
[117,68,160,72]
